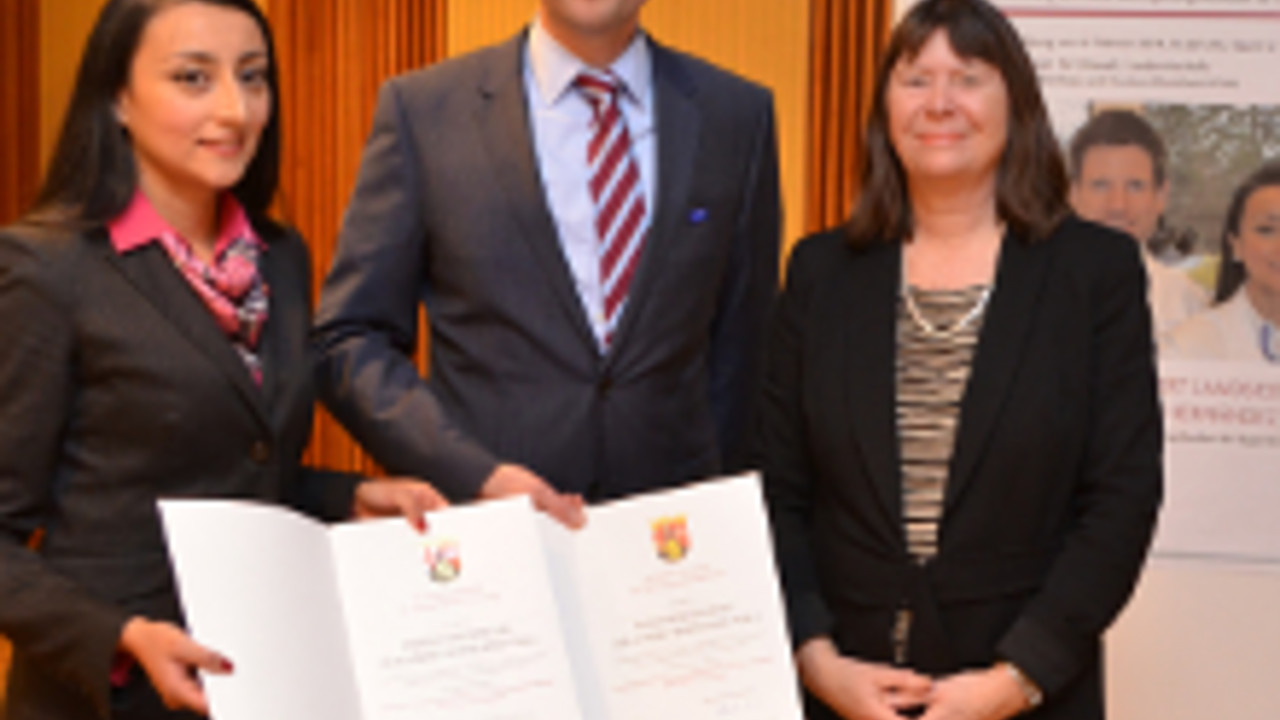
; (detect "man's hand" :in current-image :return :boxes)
[480,463,586,529]
[352,478,450,532]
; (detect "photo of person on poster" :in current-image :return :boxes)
[1165,161,1280,363]
[1067,109,1209,338]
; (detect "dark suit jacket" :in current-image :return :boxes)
[313,31,780,501]
[0,223,356,720]
[757,218,1163,719]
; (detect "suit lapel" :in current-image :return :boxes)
[474,32,597,354]
[255,241,286,415]
[100,234,271,430]
[603,40,699,365]
[946,233,1051,507]
[255,235,311,437]
[842,243,904,527]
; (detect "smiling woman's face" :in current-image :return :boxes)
[115,1,271,201]
[1233,184,1280,300]
[886,29,1009,190]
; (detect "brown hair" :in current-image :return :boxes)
[1214,161,1280,303]
[846,0,1069,246]
[1068,109,1167,187]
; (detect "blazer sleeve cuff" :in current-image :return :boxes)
[995,612,1086,700]
[28,600,130,720]
[84,612,130,720]
[425,442,499,501]
[785,589,835,651]
[293,467,364,522]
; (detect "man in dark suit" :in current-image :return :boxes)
[313,0,780,512]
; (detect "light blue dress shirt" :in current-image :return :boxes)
[524,19,656,352]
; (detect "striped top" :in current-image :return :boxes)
[895,284,990,560]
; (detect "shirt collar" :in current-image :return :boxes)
[108,190,263,257]
[526,17,652,111]
[1236,286,1272,331]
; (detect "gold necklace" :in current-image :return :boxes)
[901,224,1002,338]
[900,276,993,339]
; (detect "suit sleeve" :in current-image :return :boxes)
[995,234,1163,698]
[312,79,499,500]
[0,234,127,718]
[708,91,781,473]
[291,468,362,523]
[755,237,836,648]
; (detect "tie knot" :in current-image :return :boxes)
[574,69,622,110]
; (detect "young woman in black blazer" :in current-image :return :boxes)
[757,1,1162,718]
[0,2,448,718]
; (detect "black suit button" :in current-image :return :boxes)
[249,441,271,464]
[598,376,613,395]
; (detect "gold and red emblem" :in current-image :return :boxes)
[425,539,461,583]
[651,515,690,563]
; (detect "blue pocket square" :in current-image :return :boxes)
[688,207,709,225]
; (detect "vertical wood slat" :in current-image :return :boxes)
[806,0,893,234]
[269,0,446,475]
[0,0,41,226]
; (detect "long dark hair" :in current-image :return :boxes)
[1214,161,1280,303]
[846,0,1069,246]
[27,0,282,232]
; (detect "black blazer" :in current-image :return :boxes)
[313,31,781,501]
[0,223,356,720]
[757,217,1162,719]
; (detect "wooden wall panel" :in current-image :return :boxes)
[806,0,893,234]
[1,0,40,225]
[38,0,106,174]
[269,0,447,474]
[446,0,530,54]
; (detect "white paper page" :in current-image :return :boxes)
[567,473,804,720]
[537,516,609,718]
[328,497,584,720]
[159,499,361,720]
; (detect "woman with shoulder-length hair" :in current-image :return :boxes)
[1165,161,1280,362]
[757,1,1162,718]
[0,1,449,718]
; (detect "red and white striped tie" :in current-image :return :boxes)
[575,69,648,348]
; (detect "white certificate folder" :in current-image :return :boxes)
[159,472,804,720]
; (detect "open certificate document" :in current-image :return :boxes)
[159,473,803,720]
